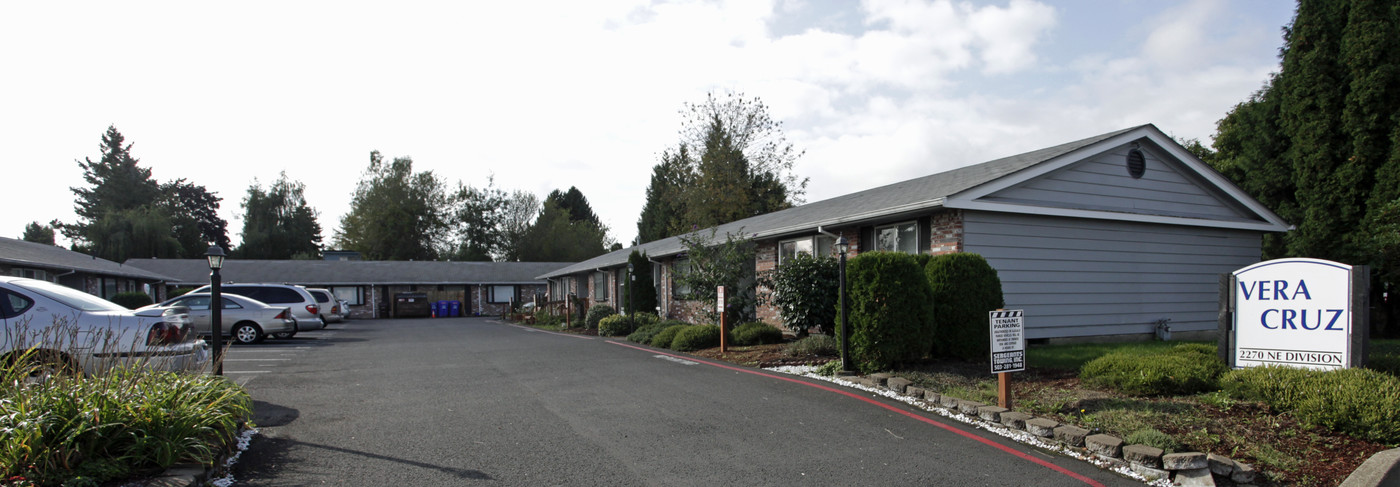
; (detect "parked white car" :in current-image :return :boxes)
[140,292,297,344]
[190,283,323,337]
[0,276,209,379]
[306,288,343,324]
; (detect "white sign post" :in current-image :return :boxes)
[989,309,1025,409]
[717,286,727,353]
[1232,258,1354,370]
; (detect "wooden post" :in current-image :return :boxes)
[998,372,1012,409]
[718,286,727,353]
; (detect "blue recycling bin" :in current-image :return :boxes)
[434,300,447,318]
[449,300,461,317]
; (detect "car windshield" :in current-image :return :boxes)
[12,279,130,312]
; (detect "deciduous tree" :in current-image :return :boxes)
[334,151,451,261]
[236,173,323,259]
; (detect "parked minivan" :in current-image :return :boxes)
[190,283,322,338]
[306,288,343,324]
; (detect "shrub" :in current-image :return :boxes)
[110,291,155,309]
[758,254,838,337]
[650,324,691,349]
[925,253,1003,360]
[1126,428,1182,453]
[628,323,666,344]
[584,304,616,330]
[1080,343,1227,396]
[0,354,252,485]
[838,251,936,372]
[623,251,658,315]
[732,322,784,346]
[633,313,663,328]
[785,334,839,357]
[1221,365,1400,443]
[672,325,724,352]
[598,314,635,336]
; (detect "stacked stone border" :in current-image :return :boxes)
[767,367,1261,487]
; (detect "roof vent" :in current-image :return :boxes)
[1126,145,1146,179]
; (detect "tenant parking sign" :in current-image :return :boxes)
[990,310,1025,373]
[1233,258,1352,370]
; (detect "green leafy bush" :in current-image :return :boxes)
[672,325,724,352]
[757,254,838,337]
[785,334,839,357]
[731,322,784,346]
[925,253,1003,360]
[628,323,666,344]
[633,313,662,328]
[1221,365,1400,443]
[584,304,616,330]
[598,314,635,336]
[1126,428,1182,453]
[0,352,252,485]
[838,251,936,372]
[1080,343,1226,396]
[650,324,691,349]
[110,291,155,309]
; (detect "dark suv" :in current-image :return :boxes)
[191,283,322,338]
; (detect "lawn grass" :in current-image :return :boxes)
[1025,339,1212,370]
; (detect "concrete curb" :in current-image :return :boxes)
[1341,448,1400,487]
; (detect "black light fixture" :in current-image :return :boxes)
[834,235,853,374]
[205,245,226,376]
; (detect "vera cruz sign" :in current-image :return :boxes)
[1230,258,1363,370]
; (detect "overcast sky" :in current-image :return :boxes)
[1,0,1296,253]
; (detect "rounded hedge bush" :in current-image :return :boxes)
[627,323,666,344]
[731,322,784,346]
[838,251,936,372]
[672,325,723,352]
[1080,343,1227,396]
[584,304,616,330]
[785,334,838,357]
[925,252,1003,360]
[110,291,154,309]
[598,314,634,336]
[650,324,690,349]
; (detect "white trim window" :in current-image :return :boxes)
[778,235,837,265]
[489,285,515,304]
[331,286,363,306]
[875,221,919,254]
[671,259,691,299]
[594,272,609,301]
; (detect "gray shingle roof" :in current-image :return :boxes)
[538,125,1147,279]
[124,259,573,287]
[0,236,173,281]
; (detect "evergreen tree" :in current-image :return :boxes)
[545,187,603,228]
[516,201,609,262]
[236,173,323,259]
[334,151,451,261]
[162,179,231,256]
[622,250,657,315]
[636,145,692,244]
[21,222,55,245]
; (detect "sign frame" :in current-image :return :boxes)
[1226,258,1369,370]
[989,309,1026,374]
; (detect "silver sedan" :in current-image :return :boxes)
[142,293,296,344]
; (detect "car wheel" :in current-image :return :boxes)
[232,322,264,344]
[273,330,297,339]
[318,316,328,329]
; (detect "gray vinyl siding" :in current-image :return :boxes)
[962,211,1262,339]
[981,144,1259,222]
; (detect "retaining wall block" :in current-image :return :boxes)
[1053,425,1089,447]
[939,395,960,410]
[924,390,941,404]
[1230,462,1257,484]
[1131,464,1170,482]
[886,377,912,394]
[957,400,985,416]
[1207,453,1235,476]
[868,373,891,386]
[1085,434,1124,458]
[906,386,925,399]
[1163,452,1208,471]
[999,411,1031,430]
[1026,418,1059,438]
[1173,467,1216,487]
[1123,444,1164,469]
[977,405,1008,423]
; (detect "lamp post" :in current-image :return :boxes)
[835,236,853,374]
[627,262,635,316]
[205,245,226,376]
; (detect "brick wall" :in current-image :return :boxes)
[929,210,964,255]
